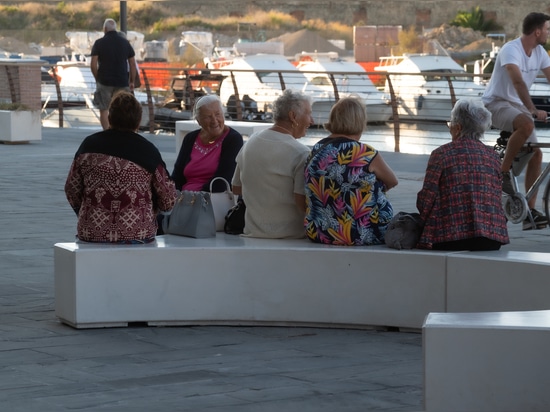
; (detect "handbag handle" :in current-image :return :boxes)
[209,176,231,193]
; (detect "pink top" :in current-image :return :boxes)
[182,129,229,191]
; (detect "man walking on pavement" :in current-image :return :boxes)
[91,18,137,130]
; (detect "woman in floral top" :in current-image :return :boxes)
[304,96,398,245]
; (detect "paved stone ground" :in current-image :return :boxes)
[1,126,548,411]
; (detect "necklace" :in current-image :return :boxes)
[272,125,293,135]
[199,133,218,145]
[194,139,221,156]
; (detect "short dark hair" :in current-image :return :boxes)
[522,12,550,35]
[108,91,142,131]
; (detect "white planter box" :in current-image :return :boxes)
[0,110,41,143]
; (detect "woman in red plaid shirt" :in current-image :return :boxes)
[417,99,509,250]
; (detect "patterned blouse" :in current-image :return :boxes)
[416,136,509,248]
[304,137,394,245]
[65,129,176,243]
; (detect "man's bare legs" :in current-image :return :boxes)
[100,109,109,130]
[525,148,542,209]
[501,113,534,173]
[502,113,547,228]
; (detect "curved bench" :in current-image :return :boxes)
[54,234,448,329]
[54,234,550,329]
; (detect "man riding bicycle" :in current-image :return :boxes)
[482,12,550,230]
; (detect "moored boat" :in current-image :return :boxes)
[295,53,392,123]
[214,54,331,124]
[41,60,152,129]
[375,52,486,122]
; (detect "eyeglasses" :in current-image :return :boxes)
[446,121,453,129]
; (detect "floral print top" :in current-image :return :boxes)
[304,137,394,245]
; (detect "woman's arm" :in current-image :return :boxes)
[171,131,198,190]
[294,193,307,213]
[232,185,242,196]
[64,160,83,215]
[369,153,398,190]
[152,165,177,212]
[416,153,441,222]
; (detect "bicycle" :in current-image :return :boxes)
[494,130,550,228]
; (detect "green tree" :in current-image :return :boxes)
[450,6,502,32]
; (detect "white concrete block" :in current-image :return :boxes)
[424,310,550,412]
[447,251,550,312]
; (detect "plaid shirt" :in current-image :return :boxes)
[417,136,509,248]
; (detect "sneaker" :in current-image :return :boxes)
[522,209,548,230]
[502,171,515,195]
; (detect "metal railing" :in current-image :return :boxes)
[40,63,516,153]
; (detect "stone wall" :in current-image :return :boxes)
[180,1,550,38]
[0,60,44,110]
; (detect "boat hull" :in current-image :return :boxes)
[311,100,392,125]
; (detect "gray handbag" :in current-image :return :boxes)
[384,212,423,250]
[163,190,216,238]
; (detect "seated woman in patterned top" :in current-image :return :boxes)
[65,91,176,243]
[304,96,398,245]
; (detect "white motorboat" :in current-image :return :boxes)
[41,61,151,129]
[295,53,392,123]
[214,53,349,126]
[375,53,486,122]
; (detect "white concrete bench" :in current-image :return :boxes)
[54,234,447,329]
[423,310,550,412]
[446,250,550,313]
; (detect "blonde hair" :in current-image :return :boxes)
[324,95,367,136]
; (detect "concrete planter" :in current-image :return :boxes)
[0,110,41,143]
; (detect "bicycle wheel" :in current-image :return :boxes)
[502,193,529,224]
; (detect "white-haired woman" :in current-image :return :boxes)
[172,94,243,192]
[417,99,509,250]
[232,89,313,238]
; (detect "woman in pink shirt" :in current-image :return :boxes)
[172,95,243,192]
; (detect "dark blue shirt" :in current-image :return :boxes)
[91,31,135,87]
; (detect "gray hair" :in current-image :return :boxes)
[193,94,224,120]
[103,19,117,32]
[450,99,492,140]
[272,89,311,122]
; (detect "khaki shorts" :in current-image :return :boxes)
[485,98,537,143]
[93,83,130,110]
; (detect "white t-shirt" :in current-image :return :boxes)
[232,129,310,239]
[482,38,550,106]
